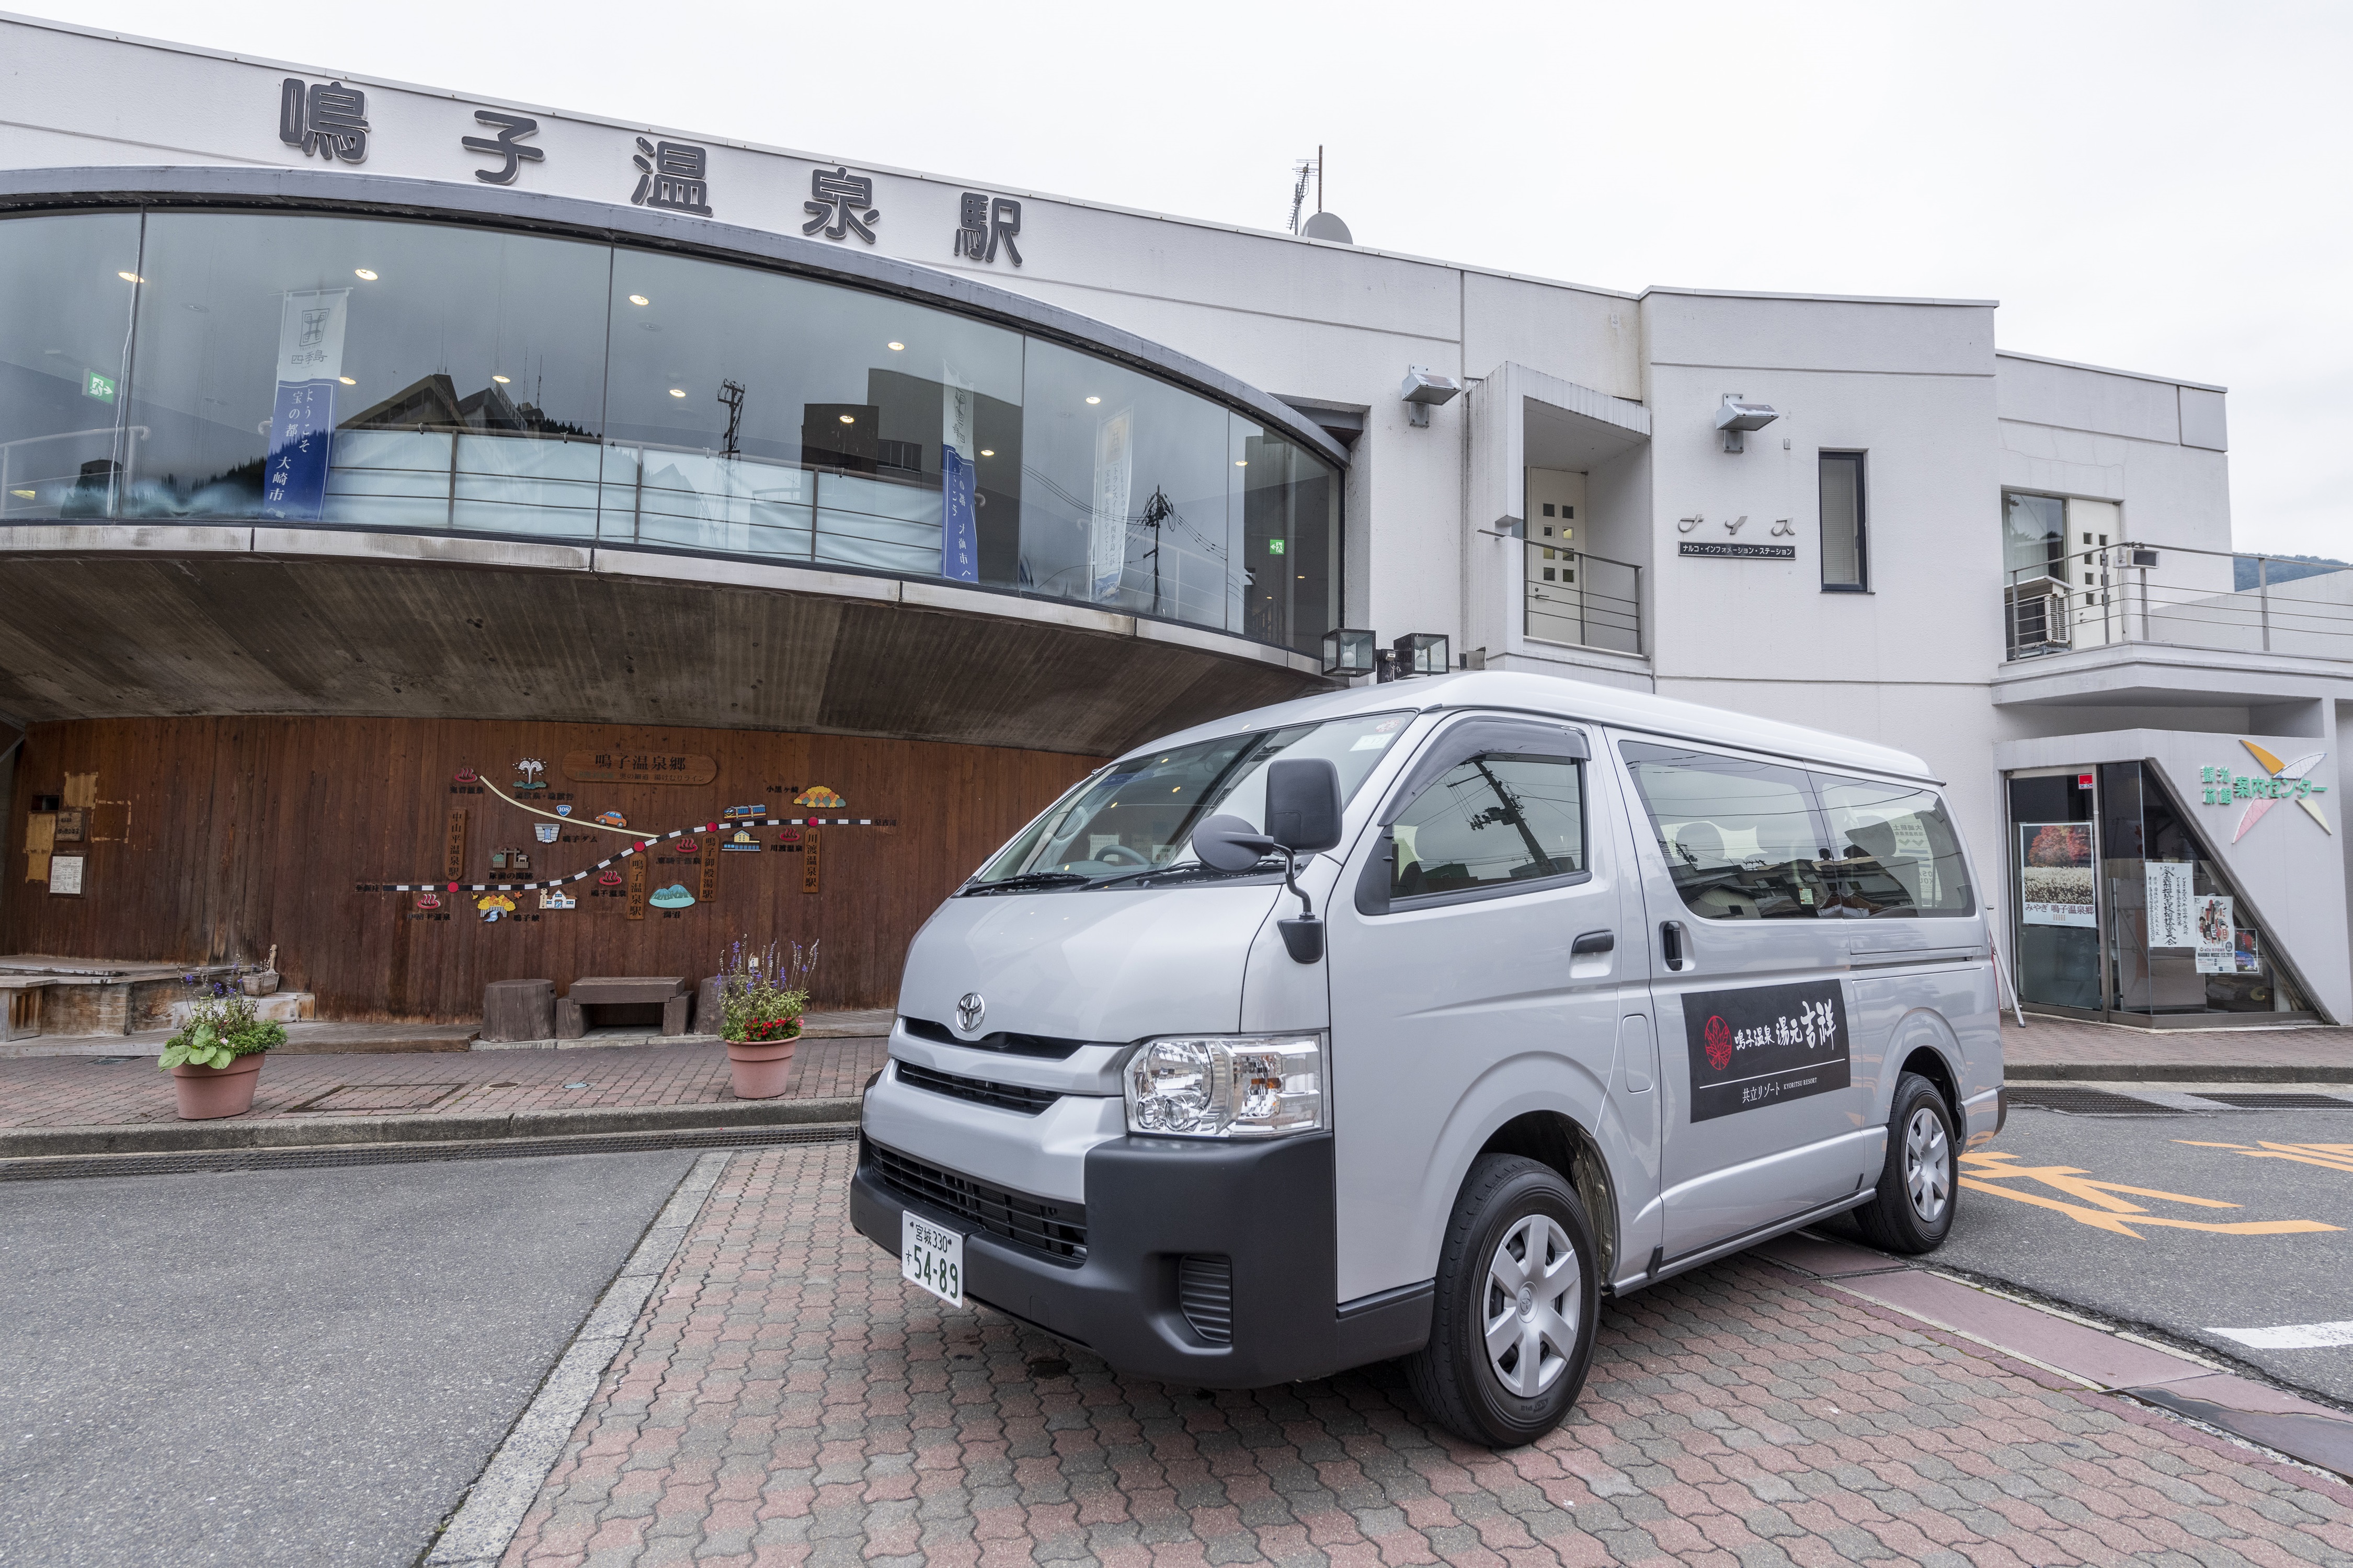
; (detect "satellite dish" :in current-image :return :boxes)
[1300,210,1353,244]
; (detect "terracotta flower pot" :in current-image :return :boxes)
[726,1037,798,1100]
[170,1051,266,1119]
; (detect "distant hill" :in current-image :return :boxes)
[2236,554,2350,591]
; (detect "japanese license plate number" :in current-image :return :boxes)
[901,1211,964,1307]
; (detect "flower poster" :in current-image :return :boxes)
[2019,823,2095,928]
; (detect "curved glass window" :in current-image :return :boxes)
[0,207,1342,655]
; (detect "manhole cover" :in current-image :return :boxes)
[2007,1087,2187,1117]
[288,1084,464,1114]
[2197,1092,2353,1110]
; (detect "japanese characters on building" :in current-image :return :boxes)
[279,78,369,163]
[632,138,713,215]
[804,166,878,243]
[464,111,543,186]
[954,193,1023,267]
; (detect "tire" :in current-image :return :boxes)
[1852,1072,1957,1254]
[1406,1153,1600,1448]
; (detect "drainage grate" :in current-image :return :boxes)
[0,1121,856,1183]
[2196,1092,2353,1110]
[2005,1087,2189,1117]
[285,1083,465,1114]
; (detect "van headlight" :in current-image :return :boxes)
[1124,1033,1326,1138]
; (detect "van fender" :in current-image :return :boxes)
[1881,1004,1966,1136]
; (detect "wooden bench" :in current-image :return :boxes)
[557,976,689,1039]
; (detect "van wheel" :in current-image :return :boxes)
[1853,1072,1957,1254]
[1406,1154,1598,1448]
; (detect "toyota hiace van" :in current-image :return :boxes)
[851,672,2002,1446]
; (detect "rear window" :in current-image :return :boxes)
[1621,740,1973,919]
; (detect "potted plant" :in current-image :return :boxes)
[160,965,287,1119]
[714,937,817,1099]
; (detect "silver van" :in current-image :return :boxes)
[850,672,2003,1446]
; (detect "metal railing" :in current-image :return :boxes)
[1525,543,1642,656]
[2005,541,2353,662]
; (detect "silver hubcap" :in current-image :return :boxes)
[1904,1106,1951,1224]
[1482,1213,1580,1398]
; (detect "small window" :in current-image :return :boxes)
[1542,502,1556,517]
[1621,741,1827,920]
[1392,755,1584,899]
[1812,775,1975,918]
[1820,452,1866,591]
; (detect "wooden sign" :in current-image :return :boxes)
[444,810,468,883]
[626,856,649,921]
[802,827,820,895]
[564,750,718,786]
[698,849,719,906]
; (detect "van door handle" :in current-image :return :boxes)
[1660,920,1687,971]
[1571,929,1615,955]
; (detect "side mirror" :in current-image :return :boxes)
[1191,814,1278,872]
[1264,758,1343,855]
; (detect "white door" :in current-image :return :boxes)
[1327,713,1656,1304]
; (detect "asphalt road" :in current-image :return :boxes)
[1903,1100,2353,1405]
[0,1150,697,1568]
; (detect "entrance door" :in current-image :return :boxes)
[2008,770,2104,1011]
[1614,735,1878,1261]
[1327,714,1652,1304]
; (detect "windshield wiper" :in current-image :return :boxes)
[1086,858,1288,890]
[962,871,1092,896]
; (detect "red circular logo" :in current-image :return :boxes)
[1703,1015,1734,1072]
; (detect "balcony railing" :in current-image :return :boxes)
[1525,543,1643,656]
[2005,542,2353,662]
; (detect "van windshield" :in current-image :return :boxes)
[967,712,1413,892]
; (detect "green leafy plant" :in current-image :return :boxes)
[158,964,285,1071]
[715,936,817,1045]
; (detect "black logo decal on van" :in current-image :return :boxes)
[1682,980,1850,1122]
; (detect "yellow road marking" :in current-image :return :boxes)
[2173,1139,2353,1175]
[1959,1150,2340,1239]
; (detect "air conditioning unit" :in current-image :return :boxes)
[2005,580,2071,653]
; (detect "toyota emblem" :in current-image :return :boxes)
[955,992,986,1033]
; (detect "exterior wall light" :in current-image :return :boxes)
[1715,393,1780,453]
[1389,632,1451,679]
[1400,367,1461,428]
[1321,628,1377,677]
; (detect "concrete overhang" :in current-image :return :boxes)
[0,527,1330,755]
[1469,363,1651,536]
[1993,642,2353,710]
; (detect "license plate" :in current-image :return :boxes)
[901,1211,964,1307]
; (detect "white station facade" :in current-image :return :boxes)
[3,13,2349,1030]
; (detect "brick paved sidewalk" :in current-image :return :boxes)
[0,1036,889,1131]
[494,1142,2353,1568]
[2004,1014,2353,1078]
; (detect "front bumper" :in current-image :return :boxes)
[850,1129,1429,1388]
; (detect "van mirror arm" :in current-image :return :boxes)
[1276,852,1324,963]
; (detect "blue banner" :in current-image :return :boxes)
[261,380,338,521]
[941,444,977,582]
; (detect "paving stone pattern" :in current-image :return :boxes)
[497,1142,2353,1567]
[0,1037,888,1129]
[2002,1016,2353,1074]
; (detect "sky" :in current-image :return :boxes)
[29,0,2351,557]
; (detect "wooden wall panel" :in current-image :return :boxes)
[1,717,1096,1021]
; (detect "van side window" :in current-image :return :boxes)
[1393,756,1583,899]
[1813,775,1977,917]
[1620,742,1826,920]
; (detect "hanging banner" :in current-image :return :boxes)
[1089,405,1132,602]
[2144,861,2196,948]
[2018,822,2095,928]
[940,368,978,583]
[2196,894,2235,974]
[260,288,349,522]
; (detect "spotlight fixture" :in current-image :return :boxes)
[1400,366,1461,428]
[1714,393,1780,453]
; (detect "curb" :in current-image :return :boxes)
[2009,1062,2353,1084]
[0,1095,862,1159]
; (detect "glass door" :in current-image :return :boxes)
[2007,770,2104,1011]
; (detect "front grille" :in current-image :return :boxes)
[1177,1254,1233,1344]
[902,1016,1090,1060]
[869,1141,1087,1261]
[896,1061,1060,1115]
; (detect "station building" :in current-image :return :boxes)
[1,14,2346,1031]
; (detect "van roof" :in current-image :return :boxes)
[1135,671,1941,785]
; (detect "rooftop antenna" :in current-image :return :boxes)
[1287,150,1318,235]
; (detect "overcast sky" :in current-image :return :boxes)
[33,1,2350,557]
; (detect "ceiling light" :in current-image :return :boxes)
[669,388,686,397]
[839,414,855,424]
[492,374,511,384]
[10,489,35,499]
[1085,396,1101,405]
[353,268,378,281]
[887,341,904,351]
[1235,460,1248,466]
[338,376,356,385]
[628,294,650,305]
[117,271,142,283]
[979,449,995,457]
